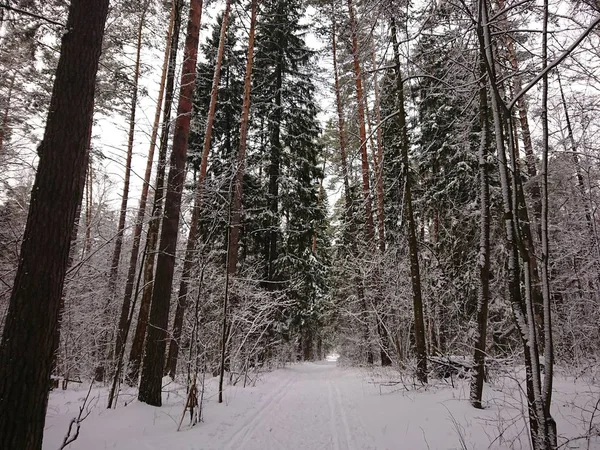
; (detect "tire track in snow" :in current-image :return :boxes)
[328,380,341,450]
[224,371,295,450]
[333,381,355,450]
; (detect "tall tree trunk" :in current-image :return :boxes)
[138,0,203,407]
[370,38,386,253]
[331,11,351,233]
[470,40,491,409]
[0,2,109,448]
[166,0,232,379]
[391,17,427,383]
[335,2,373,364]
[369,37,391,366]
[127,0,183,385]
[479,2,548,446]
[112,3,149,371]
[218,0,258,404]
[109,0,174,399]
[347,0,375,244]
[498,0,545,343]
[84,158,93,257]
[540,1,557,444]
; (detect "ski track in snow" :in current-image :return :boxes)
[327,380,341,450]
[43,360,600,450]
[223,371,296,449]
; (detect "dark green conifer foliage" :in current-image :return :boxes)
[249,0,330,359]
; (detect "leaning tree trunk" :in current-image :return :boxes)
[127,0,183,385]
[165,0,232,379]
[138,0,203,407]
[0,1,109,448]
[391,17,427,383]
[470,39,491,409]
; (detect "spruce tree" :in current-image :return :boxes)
[250,0,330,358]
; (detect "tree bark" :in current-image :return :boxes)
[127,0,183,385]
[331,11,352,233]
[108,0,174,401]
[166,0,232,379]
[0,1,109,448]
[347,0,375,244]
[470,38,491,409]
[391,17,427,383]
[540,1,557,444]
[138,0,203,407]
[369,38,385,253]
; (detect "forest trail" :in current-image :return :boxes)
[43,361,600,450]
[222,361,360,450]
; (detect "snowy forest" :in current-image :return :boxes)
[0,0,600,448]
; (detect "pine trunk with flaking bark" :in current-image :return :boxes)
[347,0,375,244]
[331,12,351,233]
[391,18,427,382]
[0,1,109,447]
[138,0,203,407]
[338,2,373,364]
[370,37,385,253]
[165,0,232,379]
[216,0,258,403]
[470,43,491,409]
[127,0,183,385]
[369,37,391,366]
[108,0,174,397]
[226,0,257,277]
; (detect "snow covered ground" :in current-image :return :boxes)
[44,360,600,449]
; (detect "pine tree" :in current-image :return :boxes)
[0,1,109,447]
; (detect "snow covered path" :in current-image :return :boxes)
[44,360,600,449]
